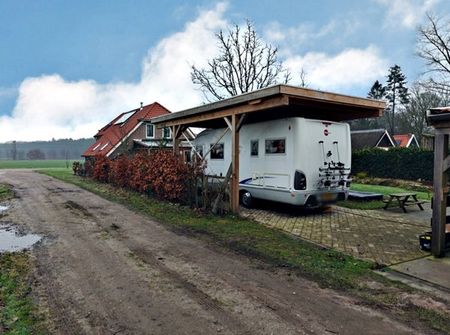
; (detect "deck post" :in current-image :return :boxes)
[432,131,448,257]
[231,114,240,214]
[172,125,181,158]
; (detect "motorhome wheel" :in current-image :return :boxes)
[241,191,253,208]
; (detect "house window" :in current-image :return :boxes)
[146,124,154,138]
[210,143,224,159]
[250,140,259,156]
[163,127,171,139]
[265,139,286,154]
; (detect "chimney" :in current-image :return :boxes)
[140,102,143,110]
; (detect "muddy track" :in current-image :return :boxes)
[0,170,429,334]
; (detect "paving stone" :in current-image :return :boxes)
[241,205,430,265]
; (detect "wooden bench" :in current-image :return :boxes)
[383,193,425,213]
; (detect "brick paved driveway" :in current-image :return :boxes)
[241,203,431,265]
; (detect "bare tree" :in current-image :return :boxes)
[298,68,308,88]
[417,14,450,90]
[397,84,442,143]
[191,20,290,101]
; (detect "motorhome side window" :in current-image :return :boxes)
[250,140,258,156]
[210,143,224,159]
[265,139,286,154]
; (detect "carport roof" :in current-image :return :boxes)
[151,84,385,128]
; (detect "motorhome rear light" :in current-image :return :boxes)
[294,171,307,190]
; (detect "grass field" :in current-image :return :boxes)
[0,160,76,169]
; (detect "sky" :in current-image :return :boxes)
[0,0,448,142]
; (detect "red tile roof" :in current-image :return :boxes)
[393,134,414,148]
[83,102,170,157]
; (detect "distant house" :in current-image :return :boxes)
[393,134,419,148]
[350,129,396,151]
[82,102,193,160]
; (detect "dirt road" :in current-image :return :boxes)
[0,170,423,334]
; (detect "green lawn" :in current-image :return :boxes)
[351,183,432,200]
[0,160,76,169]
[338,183,431,210]
[37,169,450,333]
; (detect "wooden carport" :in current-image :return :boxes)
[152,84,385,214]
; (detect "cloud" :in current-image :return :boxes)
[375,0,440,28]
[0,2,228,142]
[263,17,364,61]
[283,45,388,91]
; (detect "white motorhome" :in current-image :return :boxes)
[194,117,351,208]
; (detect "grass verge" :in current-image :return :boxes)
[0,184,13,202]
[337,199,386,210]
[0,253,47,334]
[39,169,450,334]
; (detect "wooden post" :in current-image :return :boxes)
[432,132,448,257]
[172,125,181,158]
[231,114,240,214]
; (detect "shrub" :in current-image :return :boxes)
[86,150,205,205]
[110,155,130,188]
[92,155,111,182]
[72,161,82,175]
[351,147,433,181]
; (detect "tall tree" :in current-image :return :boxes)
[367,80,386,100]
[191,20,290,101]
[417,14,450,91]
[385,65,409,135]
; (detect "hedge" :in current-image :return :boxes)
[351,147,434,181]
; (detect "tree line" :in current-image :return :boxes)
[0,138,94,160]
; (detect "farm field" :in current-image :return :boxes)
[0,159,76,169]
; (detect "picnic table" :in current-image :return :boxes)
[383,193,425,213]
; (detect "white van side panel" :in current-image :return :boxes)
[194,117,350,206]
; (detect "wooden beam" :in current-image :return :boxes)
[159,96,289,127]
[172,125,180,156]
[231,114,240,214]
[443,155,450,173]
[432,132,448,257]
[223,116,232,130]
[281,86,385,109]
[236,113,247,131]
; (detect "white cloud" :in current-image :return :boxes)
[283,45,388,91]
[0,2,227,142]
[375,0,440,28]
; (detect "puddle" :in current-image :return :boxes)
[0,204,41,252]
[0,224,42,252]
[0,205,9,214]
